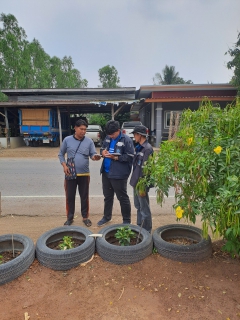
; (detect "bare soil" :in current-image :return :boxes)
[0,250,21,264]
[0,147,240,320]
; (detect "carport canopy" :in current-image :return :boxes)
[0,87,138,116]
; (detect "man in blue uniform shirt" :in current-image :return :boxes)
[97,120,134,226]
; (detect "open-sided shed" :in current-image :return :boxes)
[0,87,137,147]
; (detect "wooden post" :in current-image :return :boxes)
[111,104,114,120]
[67,107,71,135]
[57,107,62,146]
[4,107,10,148]
[0,192,1,216]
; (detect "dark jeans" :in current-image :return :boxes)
[133,187,152,233]
[64,176,90,221]
[102,172,131,223]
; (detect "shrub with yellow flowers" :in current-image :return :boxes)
[137,99,240,257]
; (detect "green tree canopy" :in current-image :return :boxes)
[98,65,120,88]
[0,13,28,90]
[0,13,88,101]
[153,65,193,85]
[87,111,130,129]
[226,32,240,95]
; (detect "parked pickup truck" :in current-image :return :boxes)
[19,108,68,147]
[121,121,148,142]
[85,125,104,146]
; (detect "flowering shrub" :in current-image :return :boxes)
[137,99,240,257]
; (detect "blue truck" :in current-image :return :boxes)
[19,108,69,147]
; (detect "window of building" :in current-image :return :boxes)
[164,111,182,128]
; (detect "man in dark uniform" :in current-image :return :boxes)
[97,120,135,226]
[130,125,153,233]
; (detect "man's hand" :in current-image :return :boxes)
[102,149,110,158]
[103,151,115,159]
[92,154,101,161]
[62,163,70,175]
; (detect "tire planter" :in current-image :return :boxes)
[153,224,212,263]
[36,226,95,270]
[0,234,35,285]
[96,224,153,265]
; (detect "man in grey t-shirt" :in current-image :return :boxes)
[58,119,101,226]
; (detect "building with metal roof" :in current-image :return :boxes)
[0,84,237,148]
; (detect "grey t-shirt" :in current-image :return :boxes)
[58,135,97,174]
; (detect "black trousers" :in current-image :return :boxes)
[64,176,90,221]
[102,172,131,223]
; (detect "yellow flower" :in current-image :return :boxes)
[214,146,222,154]
[175,206,184,219]
[187,137,193,146]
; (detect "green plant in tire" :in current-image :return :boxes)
[152,247,158,254]
[115,226,136,246]
[137,99,240,257]
[58,236,74,250]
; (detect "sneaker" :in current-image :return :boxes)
[97,217,112,227]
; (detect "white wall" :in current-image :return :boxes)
[0,137,25,148]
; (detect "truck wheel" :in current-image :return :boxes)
[32,140,39,147]
[28,141,33,147]
[53,139,60,147]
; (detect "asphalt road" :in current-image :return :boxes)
[0,157,175,217]
[0,158,159,197]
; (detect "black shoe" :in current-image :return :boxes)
[64,220,73,226]
[97,217,112,227]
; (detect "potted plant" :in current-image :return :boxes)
[96,224,153,265]
[138,99,240,258]
[36,226,95,270]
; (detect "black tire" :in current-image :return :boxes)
[53,139,60,147]
[153,224,212,263]
[0,234,35,285]
[96,224,153,265]
[35,226,95,270]
[32,140,39,147]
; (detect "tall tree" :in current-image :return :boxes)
[153,65,193,85]
[49,56,88,88]
[226,32,240,95]
[24,38,52,88]
[98,65,120,88]
[0,13,28,90]
[0,12,88,101]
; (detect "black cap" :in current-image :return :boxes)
[105,120,120,135]
[130,125,148,136]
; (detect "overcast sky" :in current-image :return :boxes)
[1,0,239,88]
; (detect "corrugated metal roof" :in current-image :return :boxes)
[137,84,237,99]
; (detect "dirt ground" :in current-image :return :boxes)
[0,147,240,320]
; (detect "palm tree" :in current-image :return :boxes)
[153,65,193,85]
